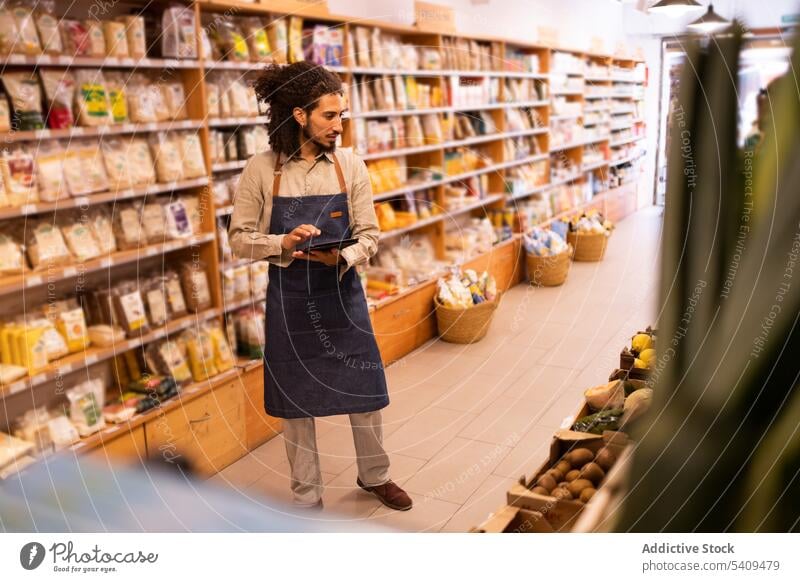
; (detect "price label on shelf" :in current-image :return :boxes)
[59,363,74,375]
[20,204,37,215]
[72,127,84,136]
[118,189,134,199]
[31,374,46,386]
[9,381,26,395]
[26,275,43,287]
[73,196,89,207]
[100,258,112,269]
[165,59,180,69]
[62,267,78,278]
[121,58,135,66]
[85,354,99,365]
[145,123,157,131]
[146,246,158,257]
[72,442,86,450]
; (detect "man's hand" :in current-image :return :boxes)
[292,248,343,266]
[281,224,321,250]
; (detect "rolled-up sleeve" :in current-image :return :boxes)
[339,156,379,277]
[228,157,289,265]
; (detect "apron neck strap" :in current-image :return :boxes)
[272,152,347,197]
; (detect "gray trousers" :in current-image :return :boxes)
[281,410,390,505]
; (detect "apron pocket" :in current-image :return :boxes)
[280,293,352,336]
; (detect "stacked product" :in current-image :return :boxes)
[567,211,613,262]
[435,268,499,344]
[523,227,571,286]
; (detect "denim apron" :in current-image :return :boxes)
[263,153,389,419]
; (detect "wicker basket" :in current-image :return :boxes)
[567,231,608,262]
[434,294,501,344]
[525,246,572,286]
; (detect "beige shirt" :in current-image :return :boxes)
[228,148,379,275]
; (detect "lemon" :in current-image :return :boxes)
[633,358,648,369]
[631,333,653,353]
[639,348,656,364]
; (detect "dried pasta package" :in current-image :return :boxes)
[101,138,136,190]
[141,199,167,243]
[113,281,150,336]
[103,71,129,123]
[243,18,271,62]
[218,79,231,118]
[1,72,44,130]
[113,202,145,250]
[127,138,156,186]
[208,324,234,373]
[87,206,116,254]
[287,17,303,63]
[179,132,206,179]
[40,70,76,129]
[103,20,129,57]
[162,82,187,120]
[77,141,109,193]
[164,271,187,317]
[9,2,41,55]
[0,231,27,275]
[0,146,38,206]
[267,19,288,64]
[34,2,62,55]
[0,6,21,56]
[118,15,145,59]
[184,328,218,381]
[214,20,249,62]
[56,306,89,353]
[85,19,106,57]
[146,340,191,385]
[165,199,192,239]
[149,133,184,183]
[162,4,197,59]
[74,69,111,126]
[250,261,268,298]
[61,215,101,262]
[180,262,212,312]
[180,195,202,234]
[141,277,168,327]
[227,77,250,117]
[60,20,90,57]
[222,268,235,302]
[26,221,72,269]
[35,141,68,202]
[126,75,158,123]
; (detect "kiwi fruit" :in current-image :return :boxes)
[578,462,605,484]
[567,448,595,468]
[551,487,573,501]
[546,468,564,482]
[567,478,594,497]
[536,474,557,492]
[595,448,617,471]
[564,469,581,482]
[580,488,597,503]
[555,460,572,475]
[531,486,550,496]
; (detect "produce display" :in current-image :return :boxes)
[529,445,619,504]
[436,268,497,309]
[620,327,657,370]
[568,210,614,235]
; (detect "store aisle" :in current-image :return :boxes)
[209,206,663,531]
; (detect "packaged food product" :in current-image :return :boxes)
[165,199,192,239]
[87,207,116,255]
[243,18,271,62]
[26,221,72,269]
[77,141,109,193]
[164,271,187,317]
[216,20,249,62]
[208,325,234,373]
[0,146,38,206]
[147,340,192,384]
[149,133,184,182]
[12,407,52,452]
[140,199,166,243]
[103,71,129,123]
[103,20,129,57]
[267,19,288,64]
[67,379,105,436]
[56,306,89,353]
[0,6,21,56]
[34,1,62,55]
[39,70,76,129]
[162,4,197,59]
[227,77,250,117]
[85,19,106,57]
[233,265,249,298]
[113,202,144,250]
[288,17,303,63]
[61,145,85,196]
[205,80,220,118]
[17,324,48,373]
[250,261,268,298]
[180,195,202,234]
[184,328,218,381]
[127,138,156,186]
[0,93,10,132]
[60,20,90,57]
[180,262,212,312]
[1,71,44,130]
[218,81,231,118]
[0,171,7,207]
[87,324,125,347]
[122,15,146,58]
[35,141,68,202]
[142,277,168,327]
[234,307,265,358]
[127,74,161,123]
[162,82,187,120]
[74,69,111,126]
[101,138,135,190]
[0,231,27,275]
[113,282,149,336]
[222,268,235,302]
[0,362,26,384]
[9,2,41,55]
[179,132,206,179]
[60,216,101,262]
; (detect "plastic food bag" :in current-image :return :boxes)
[165,199,193,239]
[59,20,91,57]
[1,71,44,130]
[56,305,90,353]
[141,199,167,243]
[208,324,235,373]
[142,276,168,327]
[215,20,249,62]
[60,215,101,263]
[103,20,128,57]
[67,379,105,437]
[85,19,106,57]
[149,133,184,182]
[180,262,211,312]
[35,141,68,202]
[122,15,146,58]
[9,3,41,55]
[243,18,271,62]
[162,4,197,59]
[76,141,110,193]
[164,271,187,317]
[26,221,72,269]
[162,82,187,120]
[113,281,150,336]
[184,328,218,381]
[113,202,145,250]
[179,132,206,179]
[0,93,10,132]
[0,145,38,206]
[103,71,129,123]
[39,69,76,129]
[127,138,156,186]
[74,69,111,126]
[0,230,27,275]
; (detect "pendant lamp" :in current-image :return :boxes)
[648,0,703,17]
[687,4,731,33]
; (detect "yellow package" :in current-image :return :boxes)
[267,20,288,64]
[7,324,23,366]
[288,16,303,63]
[56,308,89,353]
[17,326,48,375]
[112,354,130,389]
[124,350,142,381]
[209,326,234,373]
[186,330,218,381]
[0,323,15,365]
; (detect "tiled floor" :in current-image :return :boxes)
[209,207,662,531]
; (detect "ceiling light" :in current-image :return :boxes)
[649,0,703,17]
[687,4,731,33]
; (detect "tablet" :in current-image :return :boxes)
[299,238,359,253]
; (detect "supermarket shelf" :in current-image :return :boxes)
[583,135,610,145]
[0,233,216,296]
[551,89,583,95]
[351,99,549,119]
[609,154,644,167]
[361,142,442,161]
[508,182,552,201]
[373,179,442,201]
[1,54,200,69]
[203,60,346,73]
[550,136,606,151]
[223,294,266,314]
[379,212,444,240]
[547,173,584,189]
[550,113,582,122]
[0,308,222,399]
[0,120,203,143]
[584,76,612,82]
[584,94,611,100]
[216,205,234,217]
[350,67,548,80]
[582,160,610,172]
[610,109,636,115]
[609,136,645,148]
[220,257,258,272]
[442,153,549,185]
[208,116,269,128]
[610,122,634,131]
[445,193,505,217]
[0,178,210,221]
[584,106,610,113]
[212,160,249,172]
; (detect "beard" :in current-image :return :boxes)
[302,125,337,153]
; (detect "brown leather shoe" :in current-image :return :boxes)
[357,478,413,511]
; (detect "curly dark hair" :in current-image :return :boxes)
[253,61,344,157]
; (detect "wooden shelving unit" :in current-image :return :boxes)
[0,0,647,474]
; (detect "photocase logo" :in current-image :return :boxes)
[20,542,46,570]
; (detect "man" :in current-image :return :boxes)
[229,61,412,512]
